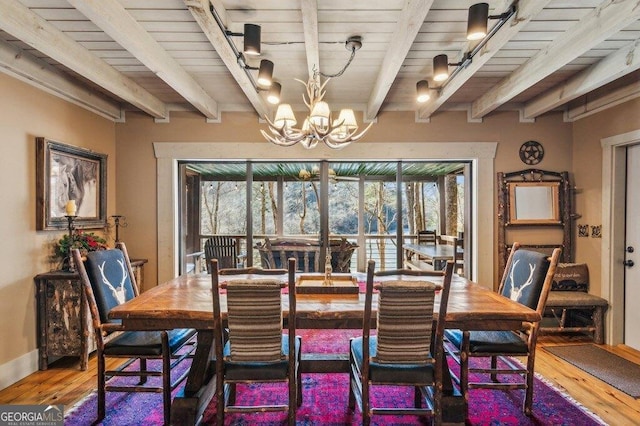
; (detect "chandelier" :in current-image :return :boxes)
[260,36,374,150]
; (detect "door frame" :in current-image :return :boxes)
[602,129,640,345]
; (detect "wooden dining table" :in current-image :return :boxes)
[109,272,540,425]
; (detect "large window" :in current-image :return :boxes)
[184,160,468,272]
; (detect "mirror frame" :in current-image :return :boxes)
[508,181,560,225]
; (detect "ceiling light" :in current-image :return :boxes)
[261,36,373,150]
[257,59,274,87]
[467,3,489,41]
[416,80,430,103]
[267,82,281,104]
[243,23,261,56]
[433,54,450,82]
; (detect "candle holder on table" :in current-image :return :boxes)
[63,214,77,272]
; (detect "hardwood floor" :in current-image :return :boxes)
[1,336,639,425]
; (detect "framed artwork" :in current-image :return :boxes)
[36,137,107,230]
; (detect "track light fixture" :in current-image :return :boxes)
[416,80,430,103]
[267,82,281,104]
[210,4,276,98]
[416,2,516,102]
[467,2,516,41]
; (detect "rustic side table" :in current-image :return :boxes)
[34,259,147,370]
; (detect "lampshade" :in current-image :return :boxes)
[274,103,296,128]
[467,3,489,41]
[243,23,261,56]
[257,59,274,87]
[310,101,330,127]
[416,80,430,103]
[337,109,357,129]
[267,82,281,104]
[433,54,449,82]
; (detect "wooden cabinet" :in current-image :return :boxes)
[34,259,147,370]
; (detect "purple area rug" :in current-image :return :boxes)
[65,330,605,425]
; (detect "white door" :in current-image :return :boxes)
[624,144,640,350]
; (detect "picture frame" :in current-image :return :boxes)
[36,137,107,230]
[507,181,561,225]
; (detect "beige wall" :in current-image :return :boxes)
[0,72,115,386]
[571,97,640,296]
[115,108,573,288]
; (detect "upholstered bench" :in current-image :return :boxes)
[540,263,608,344]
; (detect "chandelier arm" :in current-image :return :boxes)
[260,129,301,147]
[347,121,375,141]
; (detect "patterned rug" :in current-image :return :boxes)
[65,330,606,425]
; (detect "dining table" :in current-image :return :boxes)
[109,271,540,425]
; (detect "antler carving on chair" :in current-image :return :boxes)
[508,259,536,302]
[98,259,128,304]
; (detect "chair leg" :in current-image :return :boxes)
[348,350,356,410]
[490,355,498,382]
[215,368,224,425]
[97,351,106,422]
[139,358,148,385]
[460,331,470,404]
[163,354,171,425]
[414,386,421,408]
[362,379,371,426]
[524,352,536,415]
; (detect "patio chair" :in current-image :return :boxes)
[204,235,246,272]
[210,258,301,425]
[349,259,455,425]
[73,243,196,425]
[444,242,561,415]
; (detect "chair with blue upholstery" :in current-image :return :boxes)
[348,259,455,425]
[73,242,196,425]
[444,242,561,415]
[210,257,301,426]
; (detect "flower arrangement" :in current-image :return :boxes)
[55,230,108,259]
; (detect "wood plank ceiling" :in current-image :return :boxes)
[0,0,638,123]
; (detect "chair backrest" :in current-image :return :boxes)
[417,230,437,245]
[439,235,464,272]
[211,258,296,363]
[498,242,562,314]
[73,242,138,324]
[204,236,240,271]
[363,260,454,365]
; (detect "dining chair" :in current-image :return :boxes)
[204,235,246,272]
[72,243,196,425]
[210,257,301,426]
[349,259,455,425]
[444,242,561,415]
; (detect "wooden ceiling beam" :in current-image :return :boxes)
[0,40,123,121]
[418,0,550,120]
[67,0,218,121]
[0,0,167,119]
[523,38,640,119]
[301,0,320,81]
[185,0,270,119]
[471,0,640,119]
[367,0,435,121]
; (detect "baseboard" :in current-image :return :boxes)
[0,349,39,391]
